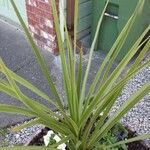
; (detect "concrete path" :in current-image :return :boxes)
[0,19,65,128]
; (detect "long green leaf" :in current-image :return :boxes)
[77,49,83,100]
[128,38,150,73]
[81,25,150,129]
[80,58,150,132]
[74,0,79,52]
[1,146,56,150]
[0,104,36,117]
[0,81,62,120]
[3,68,58,108]
[79,0,109,117]
[99,3,147,86]
[88,82,150,147]
[0,59,71,135]
[50,0,74,118]
[49,0,80,136]
[84,0,145,108]
[10,0,64,111]
[64,15,79,122]
[73,0,79,122]
[11,118,42,132]
[106,134,150,149]
[87,39,150,140]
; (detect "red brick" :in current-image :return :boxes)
[26,0,59,54]
[42,25,54,34]
[34,33,48,43]
[37,1,51,12]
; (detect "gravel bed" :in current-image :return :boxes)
[4,121,44,146]
[111,57,150,147]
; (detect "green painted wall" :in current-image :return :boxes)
[0,0,27,24]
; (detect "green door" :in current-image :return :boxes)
[78,0,93,33]
[0,0,27,23]
[92,0,150,61]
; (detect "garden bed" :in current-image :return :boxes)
[26,126,149,150]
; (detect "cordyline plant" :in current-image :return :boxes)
[0,0,150,149]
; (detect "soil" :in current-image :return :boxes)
[27,127,49,146]
[127,129,149,150]
[27,127,149,150]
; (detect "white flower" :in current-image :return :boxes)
[57,143,66,150]
[53,135,61,143]
[43,130,54,146]
[43,135,50,147]
[93,109,103,116]
[43,130,64,148]
[100,112,104,116]
[47,130,54,137]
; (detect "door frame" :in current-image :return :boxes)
[59,0,65,42]
[67,0,75,37]
[66,0,86,53]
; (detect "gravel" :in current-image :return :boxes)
[110,55,150,147]
[4,121,44,146]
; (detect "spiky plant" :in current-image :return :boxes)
[0,0,150,149]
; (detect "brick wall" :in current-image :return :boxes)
[26,0,59,54]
